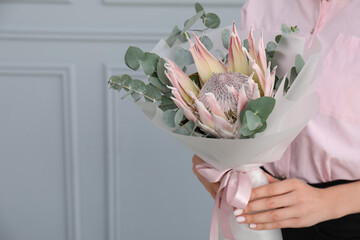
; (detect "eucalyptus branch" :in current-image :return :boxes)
[109,81,157,102]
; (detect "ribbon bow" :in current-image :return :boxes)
[196,163,253,240]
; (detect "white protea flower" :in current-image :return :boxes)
[165,22,277,138]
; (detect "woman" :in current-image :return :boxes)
[192,0,360,239]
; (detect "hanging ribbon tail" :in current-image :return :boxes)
[226,172,253,210]
[219,172,253,240]
[196,163,254,240]
[220,186,235,240]
[210,190,221,240]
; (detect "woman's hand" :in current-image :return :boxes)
[234,174,350,230]
[192,155,220,199]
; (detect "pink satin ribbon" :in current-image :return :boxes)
[196,163,254,240]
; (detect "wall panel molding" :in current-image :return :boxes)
[0,64,81,240]
[102,0,245,7]
[0,0,71,4]
[0,28,167,42]
[104,64,143,240]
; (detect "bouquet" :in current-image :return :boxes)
[108,3,320,240]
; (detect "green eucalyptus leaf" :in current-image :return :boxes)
[131,92,142,101]
[266,42,277,60]
[184,19,190,29]
[189,73,201,89]
[281,24,292,35]
[149,76,170,93]
[274,75,284,92]
[275,35,282,44]
[243,39,250,51]
[240,127,254,137]
[127,79,147,101]
[163,110,176,128]
[204,13,220,29]
[173,120,196,136]
[174,108,184,126]
[284,77,289,92]
[128,79,147,94]
[163,92,173,98]
[266,41,277,52]
[266,51,275,59]
[290,66,298,86]
[142,52,160,76]
[122,77,132,92]
[145,84,162,104]
[240,97,276,122]
[183,10,205,33]
[182,66,187,73]
[245,110,263,131]
[195,2,205,16]
[295,54,305,74]
[240,121,267,138]
[157,58,171,86]
[159,95,177,111]
[108,75,124,91]
[124,46,145,71]
[120,74,132,82]
[199,35,213,51]
[221,28,231,50]
[174,47,194,66]
[166,25,182,47]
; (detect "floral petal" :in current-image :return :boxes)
[212,114,233,133]
[165,58,199,96]
[188,39,213,85]
[205,92,227,119]
[248,27,257,60]
[237,85,249,115]
[193,34,226,74]
[228,22,249,74]
[170,97,198,122]
[198,122,220,137]
[257,32,267,72]
[195,99,214,129]
[169,86,189,108]
[251,60,266,93]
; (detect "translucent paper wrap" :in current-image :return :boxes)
[135,28,321,240]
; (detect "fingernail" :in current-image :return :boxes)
[249,224,257,229]
[236,216,246,223]
[233,209,243,216]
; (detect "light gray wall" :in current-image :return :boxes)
[0,0,247,240]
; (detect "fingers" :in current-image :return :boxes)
[249,179,298,201]
[249,218,302,230]
[243,191,296,214]
[239,207,299,224]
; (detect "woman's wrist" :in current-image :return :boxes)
[321,181,360,220]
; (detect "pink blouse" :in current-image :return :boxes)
[240,0,360,183]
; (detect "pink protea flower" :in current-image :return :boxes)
[165,22,276,138]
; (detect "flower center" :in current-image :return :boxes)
[198,72,252,113]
